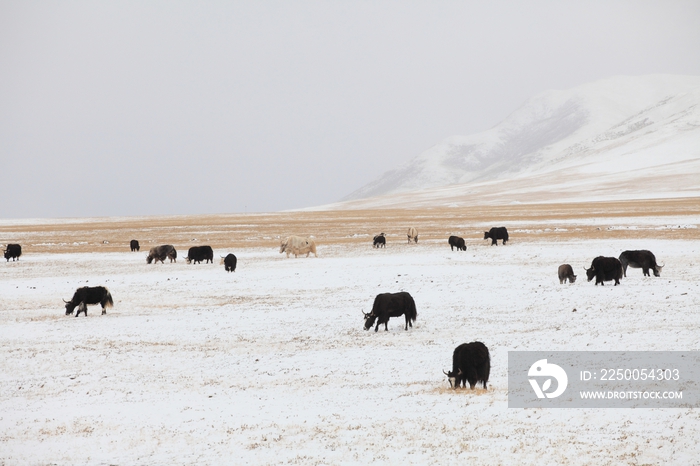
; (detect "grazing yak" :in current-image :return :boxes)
[619,250,663,277]
[3,244,22,261]
[186,245,214,264]
[585,256,623,286]
[279,236,317,258]
[64,286,113,316]
[448,235,466,251]
[363,291,417,332]
[221,253,237,272]
[130,240,140,252]
[484,227,508,245]
[407,227,418,244]
[373,233,386,248]
[444,341,490,390]
[147,245,177,264]
[558,264,577,284]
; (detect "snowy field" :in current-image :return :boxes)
[1,218,700,464]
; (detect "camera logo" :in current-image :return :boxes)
[528,359,568,399]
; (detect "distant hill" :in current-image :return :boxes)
[330,75,700,209]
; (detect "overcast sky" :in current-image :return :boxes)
[1,1,699,218]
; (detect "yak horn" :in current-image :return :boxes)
[63,299,70,303]
[443,370,449,376]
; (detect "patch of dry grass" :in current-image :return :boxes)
[0,198,697,254]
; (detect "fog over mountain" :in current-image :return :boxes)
[337,75,700,208]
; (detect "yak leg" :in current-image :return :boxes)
[374,321,380,332]
[465,367,478,389]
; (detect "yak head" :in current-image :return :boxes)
[584,266,595,282]
[146,254,154,264]
[363,311,376,331]
[483,232,490,240]
[653,264,664,277]
[569,274,577,283]
[63,298,77,315]
[185,257,192,264]
[443,369,462,389]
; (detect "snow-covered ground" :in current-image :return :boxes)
[2,231,699,464]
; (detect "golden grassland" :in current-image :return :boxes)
[1,198,698,254]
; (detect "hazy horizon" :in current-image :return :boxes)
[2,1,700,219]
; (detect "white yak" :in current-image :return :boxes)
[279,236,317,258]
[407,227,418,244]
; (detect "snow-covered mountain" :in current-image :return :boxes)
[334,75,700,209]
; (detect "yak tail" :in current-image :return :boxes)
[104,290,114,308]
[481,356,491,388]
[407,296,417,323]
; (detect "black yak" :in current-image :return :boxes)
[363,292,417,332]
[64,286,113,316]
[221,253,237,272]
[619,250,663,277]
[444,341,490,390]
[558,264,577,284]
[3,244,21,261]
[448,236,466,251]
[484,227,508,245]
[186,245,214,264]
[130,240,140,252]
[585,256,623,286]
[373,233,386,248]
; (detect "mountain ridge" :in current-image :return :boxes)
[337,74,700,208]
